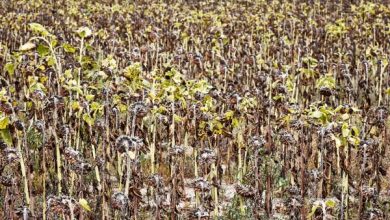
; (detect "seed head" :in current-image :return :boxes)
[111,192,129,210]
[115,135,144,153]
[235,183,256,198]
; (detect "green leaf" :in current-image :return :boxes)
[348,136,360,147]
[325,199,336,208]
[71,101,81,110]
[19,42,36,51]
[82,113,95,126]
[342,123,350,137]
[0,116,10,129]
[173,114,183,122]
[386,88,390,95]
[77,27,92,38]
[351,126,360,137]
[78,198,92,212]
[192,80,213,94]
[62,43,76,53]
[85,95,95,102]
[47,56,56,66]
[224,110,234,120]
[102,55,117,71]
[341,113,350,120]
[0,129,12,146]
[310,110,323,118]
[51,39,58,48]
[37,44,49,56]
[64,69,73,79]
[334,105,343,113]
[308,205,320,217]
[90,102,103,112]
[299,68,317,79]
[332,134,342,148]
[29,23,49,36]
[232,117,240,128]
[5,63,15,76]
[302,56,318,68]
[316,75,336,89]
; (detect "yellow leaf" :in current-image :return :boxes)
[77,27,92,38]
[128,151,136,160]
[78,198,92,212]
[29,23,49,36]
[310,110,323,118]
[82,113,95,126]
[85,95,95,102]
[224,110,234,120]
[308,205,320,217]
[173,114,183,123]
[71,101,80,110]
[341,113,350,120]
[342,123,349,137]
[331,134,342,148]
[19,42,36,51]
[0,116,10,129]
[325,199,336,208]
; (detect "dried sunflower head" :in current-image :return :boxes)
[115,135,144,153]
[308,169,322,182]
[362,207,384,220]
[375,106,388,126]
[290,119,303,130]
[279,130,295,145]
[131,101,148,117]
[319,87,333,96]
[34,120,45,132]
[94,118,105,132]
[190,178,211,192]
[70,161,92,174]
[0,175,13,187]
[13,120,25,131]
[286,185,300,197]
[44,95,65,109]
[198,148,216,165]
[169,145,185,157]
[14,206,32,219]
[286,197,303,209]
[235,183,256,198]
[58,124,71,139]
[272,198,287,214]
[63,147,82,164]
[191,206,209,219]
[47,195,79,215]
[0,101,13,114]
[111,192,129,210]
[361,186,378,200]
[3,148,20,164]
[147,174,164,188]
[32,89,45,101]
[0,140,8,150]
[250,135,266,148]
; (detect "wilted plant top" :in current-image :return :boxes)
[0,0,389,219]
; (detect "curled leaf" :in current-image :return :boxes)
[77,27,92,38]
[19,42,36,51]
[29,23,49,36]
[78,198,91,211]
[325,199,336,208]
[82,113,95,126]
[310,110,323,119]
[0,116,10,129]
